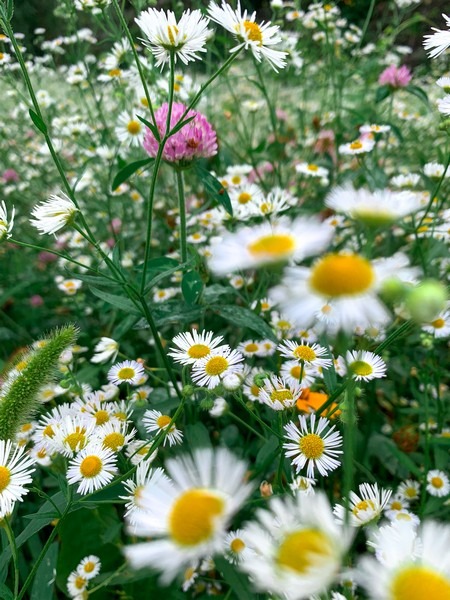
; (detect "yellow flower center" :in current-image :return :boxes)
[79,455,103,478]
[37,449,47,459]
[242,21,263,44]
[167,24,179,46]
[187,344,210,359]
[43,424,55,438]
[156,415,172,428]
[349,140,363,150]
[127,120,141,135]
[117,367,135,380]
[299,433,325,459]
[352,499,376,516]
[404,487,418,499]
[169,489,225,546]
[250,383,261,396]
[103,432,125,451]
[391,566,450,600]
[430,477,443,488]
[84,561,95,573]
[238,192,252,204]
[21,423,33,432]
[310,254,375,297]
[277,529,333,573]
[431,318,445,328]
[350,361,373,377]
[94,410,110,425]
[247,234,296,259]
[307,164,319,171]
[75,576,86,590]
[64,428,86,452]
[270,389,294,404]
[293,345,317,362]
[290,365,303,379]
[114,411,127,421]
[0,466,11,492]
[244,343,259,353]
[230,538,246,553]
[231,175,241,185]
[108,68,121,77]
[205,356,229,376]
[391,500,402,510]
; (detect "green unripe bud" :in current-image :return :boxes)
[199,398,215,411]
[59,379,71,389]
[254,373,270,387]
[181,384,195,398]
[405,280,448,323]
[379,277,410,303]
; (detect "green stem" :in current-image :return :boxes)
[342,380,356,525]
[87,563,128,594]
[234,393,282,440]
[176,169,188,264]
[228,412,266,441]
[4,518,19,598]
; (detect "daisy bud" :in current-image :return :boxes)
[405,280,448,323]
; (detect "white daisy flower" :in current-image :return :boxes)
[239,491,353,600]
[135,8,211,68]
[94,421,136,453]
[67,444,117,495]
[207,0,287,71]
[168,330,228,365]
[436,76,450,91]
[224,529,254,564]
[208,217,333,275]
[0,201,14,241]
[67,571,88,597]
[423,161,448,179]
[325,184,423,226]
[357,520,450,599]
[359,124,391,134]
[121,462,167,528]
[384,495,410,520]
[91,337,119,364]
[333,483,392,527]
[397,479,420,502]
[191,348,244,389]
[30,192,79,235]
[422,305,450,338]
[142,410,183,447]
[289,475,316,496]
[258,375,303,411]
[115,111,145,147]
[278,339,332,369]
[423,14,450,58]
[51,416,96,458]
[283,414,343,477]
[238,340,262,357]
[0,440,35,518]
[107,360,145,386]
[437,95,450,115]
[295,162,329,178]
[426,470,450,497]
[346,350,387,382]
[280,360,317,388]
[339,137,375,155]
[270,252,419,333]
[124,447,253,583]
[77,555,101,580]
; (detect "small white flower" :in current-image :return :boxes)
[346,350,387,382]
[107,360,145,386]
[169,330,228,365]
[423,14,450,59]
[67,443,117,495]
[0,440,35,518]
[30,192,79,235]
[143,410,183,446]
[426,469,450,497]
[0,201,14,241]
[334,483,392,526]
[339,138,375,155]
[191,348,244,389]
[76,555,101,580]
[91,337,119,364]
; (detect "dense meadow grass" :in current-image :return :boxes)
[0,0,449,598]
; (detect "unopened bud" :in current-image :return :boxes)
[405,280,448,323]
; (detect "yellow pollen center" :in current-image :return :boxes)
[43,424,55,438]
[391,566,450,600]
[270,389,294,404]
[156,415,172,428]
[310,254,374,297]
[350,361,373,377]
[238,192,252,204]
[187,344,210,359]
[250,383,261,396]
[103,432,125,451]
[114,411,127,421]
[231,175,241,185]
[242,21,263,44]
[75,576,86,590]
[404,487,418,499]
[248,234,295,259]
[230,538,246,553]
[352,499,376,515]
[80,455,103,478]
[277,320,291,330]
[21,423,32,432]
[64,428,86,451]
[108,68,121,77]
[94,410,110,425]
[167,24,179,46]
[137,445,150,455]
[293,346,317,362]
[391,501,402,510]
[0,466,11,492]
[205,356,229,376]
[117,367,135,380]
[350,140,363,150]
[299,433,325,459]
[169,489,225,546]
[290,365,302,379]
[84,561,95,573]
[431,477,443,488]
[244,343,259,353]
[307,164,319,171]
[127,120,141,135]
[431,318,445,328]
[277,529,333,573]
[37,449,47,459]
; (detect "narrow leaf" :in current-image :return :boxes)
[30,542,58,600]
[29,109,48,134]
[169,114,195,136]
[375,86,391,103]
[405,85,429,106]
[215,557,254,600]
[137,114,160,140]
[89,287,140,315]
[213,305,277,342]
[111,157,154,191]
[194,164,233,216]
[181,270,203,305]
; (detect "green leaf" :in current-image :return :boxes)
[137,114,160,140]
[135,257,179,272]
[184,423,212,449]
[215,557,254,600]
[375,86,391,103]
[113,313,140,339]
[213,305,277,342]
[111,157,154,191]
[194,164,233,216]
[405,85,429,106]
[255,435,279,469]
[30,541,58,600]
[6,0,14,21]
[144,261,190,292]
[169,114,195,136]
[29,109,48,135]
[181,270,203,305]
[63,269,121,290]
[0,584,13,600]
[89,287,140,315]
